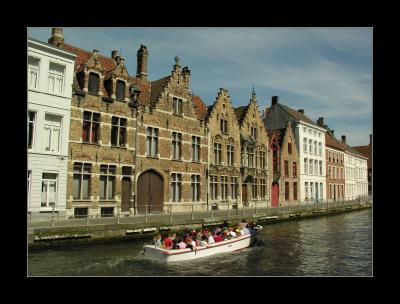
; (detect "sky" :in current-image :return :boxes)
[28,27,372,146]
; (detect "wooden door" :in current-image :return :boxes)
[271,183,279,207]
[137,171,163,214]
[242,184,248,205]
[121,177,131,212]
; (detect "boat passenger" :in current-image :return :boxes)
[200,235,208,247]
[162,233,175,249]
[213,232,223,242]
[172,239,179,250]
[207,231,215,244]
[229,227,237,238]
[177,238,187,249]
[153,234,162,247]
[238,219,247,229]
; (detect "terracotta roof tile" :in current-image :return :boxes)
[280,104,318,126]
[150,76,170,106]
[192,95,207,120]
[325,131,345,151]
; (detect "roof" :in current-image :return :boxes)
[353,144,372,168]
[338,141,368,159]
[280,104,318,127]
[267,129,285,148]
[150,76,170,106]
[192,95,207,120]
[325,130,345,151]
[234,106,249,125]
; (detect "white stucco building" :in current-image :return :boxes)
[263,97,326,203]
[28,37,76,220]
[340,135,368,200]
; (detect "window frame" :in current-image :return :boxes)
[99,165,116,201]
[192,136,201,162]
[82,111,100,144]
[111,116,127,147]
[172,132,182,160]
[214,142,222,164]
[191,175,201,202]
[41,172,58,208]
[173,97,183,116]
[28,56,40,90]
[43,113,62,153]
[115,79,126,101]
[146,127,159,157]
[28,111,36,150]
[48,62,65,95]
[221,176,228,200]
[73,163,91,200]
[88,72,100,95]
[170,173,182,202]
[230,177,238,199]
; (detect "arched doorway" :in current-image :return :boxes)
[271,182,279,207]
[137,170,163,214]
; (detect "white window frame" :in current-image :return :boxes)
[83,111,100,144]
[214,143,222,164]
[41,172,58,208]
[99,165,116,200]
[221,176,228,199]
[191,175,200,202]
[73,163,91,200]
[43,113,62,153]
[210,175,218,200]
[170,173,182,202]
[28,170,32,208]
[303,138,307,153]
[192,136,200,162]
[111,116,127,147]
[227,144,234,166]
[230,177,238,199]
[171,132,182,160]
[28,56,40,90]
[48,62,65,95]
[28,111,36,150]
[146,127,158,157]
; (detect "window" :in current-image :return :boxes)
[313,130,316,137]
[99,165,116,200]
[304,158,308,174]
[305,182,309,199]
[173,97,183,115]
[116,80,126,100]
[88,72,99,94]
[303,127,307,134]
[251,127,257,139]
[309,159,313,175]
[214,143,222,164]
[341,185,344,198]
[252,178,258,199]
[328,166,331,178]
[333,166,336,179]
[247,147,254,168]
[74,208,88,218]
[28,56,40,89]
[43,114,62,152]
[28,170,32,207]
[319,161,323,176]
[227,144,234,166]
[320,183,323,200]
[319,142,322,156]
[111,116,127,147]
[284,160,289,176]
[146,127,159,157]
[221,176,228,199]
[260,178,266,198]
[303,138,307,153]
[220,119,228,134]
[101,207,114,217]
[293,182,298,200]
[260,151,266,169]
[210,175,218,200]
[308,129,312,135]
[329,151,332,162]
[192,136,201,162]
[314,160,318,176]
[231,177,238,199]
[293,162,297,177]
[28,111,36,149]
[273,146,279,171]
[309,139,312,153]
[122,166,132,176]
[82,111,100,144]
[285,182,289,200]
[41,173,57,207]
[310,182,314,199]
[170,173,182,202]
[191,175,200,202]
[288,142,292,154]
[73,163,91,200]
[314,141,317,155]
[48,62,65,95]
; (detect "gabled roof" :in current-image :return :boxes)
[338,141,368,159]
[150,76,170,106]
[280,104,318,127]
[267,129,285,148]
[353,144,372,168]
[192,95,207,121]
[325,129,345,151]
[234,106,249,125]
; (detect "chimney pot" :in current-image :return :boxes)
[369,134,372,144]
[298,109,304,114]
[317,117,324,127]
[111,50,119,59]
[331,130,334,136]
[341,135,346,144]
[272,96,279,105]
[48,28,64,46]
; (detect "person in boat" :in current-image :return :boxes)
[238,219,247,229]
[207,231,215,244]
[229,227,237,238]
[177,238,187,249]
[200,234,208,247]
[162,233,176,249]
[171,238,179,250]
[213,231,224,242]
[195,232,202,246]
[153,233,162,247]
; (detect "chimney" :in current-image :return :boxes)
[331,130,334,136]
[369,134,372,145]
[136,45,148,80]
[317,117,324,127]
[272,96,279,105]
[298,109,304,114]
[341,135,346,145]
[182,66,191,86]
[111,50,120,59]
[48,28,64,47]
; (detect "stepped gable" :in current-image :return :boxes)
[234,106,249,125]
[192,95,207,121]
[149,76,170,107]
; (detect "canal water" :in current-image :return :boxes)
[28,209,372,276]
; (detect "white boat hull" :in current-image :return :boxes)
[143,228,261,262]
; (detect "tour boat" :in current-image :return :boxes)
[143,226,262,262]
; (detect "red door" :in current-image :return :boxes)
[271,183,279,207]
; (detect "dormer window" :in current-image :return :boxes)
[173,97,183,115]
[88,72,99,94]
[116,80,125,100]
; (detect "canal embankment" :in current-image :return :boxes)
[28,199,372,249]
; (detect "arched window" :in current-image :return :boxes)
[116,80,125,100]
[88,72,99,94]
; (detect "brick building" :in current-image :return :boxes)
[205,88,242,210]
[265,120,300,206]
[234,90,270,207]
[353,134,372,196]
[324,125,345,201]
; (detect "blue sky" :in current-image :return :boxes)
[28,27,372,146]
